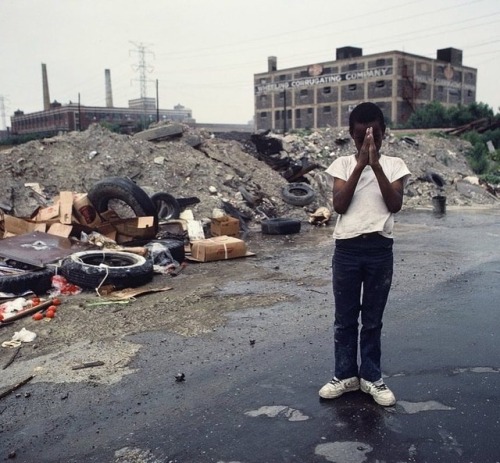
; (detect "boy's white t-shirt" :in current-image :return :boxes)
[326,154,411,239]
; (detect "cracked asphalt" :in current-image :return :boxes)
[1,206,499,463]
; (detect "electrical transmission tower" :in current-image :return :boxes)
[129,42,155,99]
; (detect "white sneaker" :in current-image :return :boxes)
[319,376,360,399]
[360,378,396,406]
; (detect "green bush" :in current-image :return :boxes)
[405,101,496,129]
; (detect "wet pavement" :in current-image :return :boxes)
[1,207,499,463]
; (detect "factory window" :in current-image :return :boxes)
[376,58,385,66]
[420,83,427,90]
[437,86,444,94]
[467,90,473,97]
[323,67,331,74]
[260,112,267,118]
[279,74,287,81]
[323,106,331,113]
[348,84,357,91]
[348,63,357,70]
[295,109,301,119]
[420,63,428,72]
[375,80,385,88]
[300,70,308,77]
[260,95,267,104]
[260,78,267,84]
[300,89,308,97]
[308,108,313,114]
[275,111,281,120]
[323,86,332,94]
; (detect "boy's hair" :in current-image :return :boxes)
[349,102,386,132]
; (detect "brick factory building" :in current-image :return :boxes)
[10,101,194,136]
[9,65,195,136]
[254,46,477,131]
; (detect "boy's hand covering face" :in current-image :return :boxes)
[352,122,384,167]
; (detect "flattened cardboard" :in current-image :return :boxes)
[1,214,39,237]
[47,222,73,238]
[210,216,239,237]
[190,235,253,262]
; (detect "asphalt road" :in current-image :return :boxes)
[1,207,499,463]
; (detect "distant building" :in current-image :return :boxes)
[254,47,477,131]
[10,101,195,136]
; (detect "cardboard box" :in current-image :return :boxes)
[210,216,239,237]
[73,194,103,228]
[190,236,250,262]
[111,216,157,243]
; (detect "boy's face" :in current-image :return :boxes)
[350,120,385,154]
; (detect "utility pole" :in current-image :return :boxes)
[156,79,159,123]
[283,90,287,134]
[0,96,6,130]
[130,42,155,128]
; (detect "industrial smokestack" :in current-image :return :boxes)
[105,69,113,108]
[42,63,50,110]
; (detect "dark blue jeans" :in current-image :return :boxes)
[332,233,393,382]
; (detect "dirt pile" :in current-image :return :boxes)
[0,124,497,226]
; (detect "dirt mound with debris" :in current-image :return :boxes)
[0,124,497,225]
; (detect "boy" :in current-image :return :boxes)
[319,102,410,406]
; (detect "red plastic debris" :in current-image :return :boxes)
[50,275,82,296]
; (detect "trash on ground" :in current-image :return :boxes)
[189,235,254,262]
[210,215,240,237]
[308,207,332,226]
[102,286,173,301]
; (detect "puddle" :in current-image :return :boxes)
[315,441,373,463]
[244,405,309,421]
[453,366,500,374]
[398,400,455,414]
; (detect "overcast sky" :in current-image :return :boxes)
[0,0,499,128]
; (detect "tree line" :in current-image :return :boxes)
[401,101,500,183]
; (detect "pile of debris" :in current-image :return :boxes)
[0,122,497,228]
[0,121,498,330]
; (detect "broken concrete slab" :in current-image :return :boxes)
[133,123,184,141]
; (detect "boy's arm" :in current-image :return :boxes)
[370,163,406,213]
[332,166,364,214]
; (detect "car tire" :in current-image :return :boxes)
[238,186,256,207]
[60,250,153,289]
[150,192,181,221]
[88,177,158,225]
[281,183,316,206]
[0,268,54,296]
[261,218,301,235]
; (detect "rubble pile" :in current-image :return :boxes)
[0,123,497,227]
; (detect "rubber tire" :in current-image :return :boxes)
[281,183,316,206]
[261,218,301,235]
[150,192,181,220]
[60,250,153,289]
[153,239,185,263]
[0,268,54,296]
[88,177,158,223]
[427,172,445,188]
[238,186,256,207]
[176,196,200,209]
